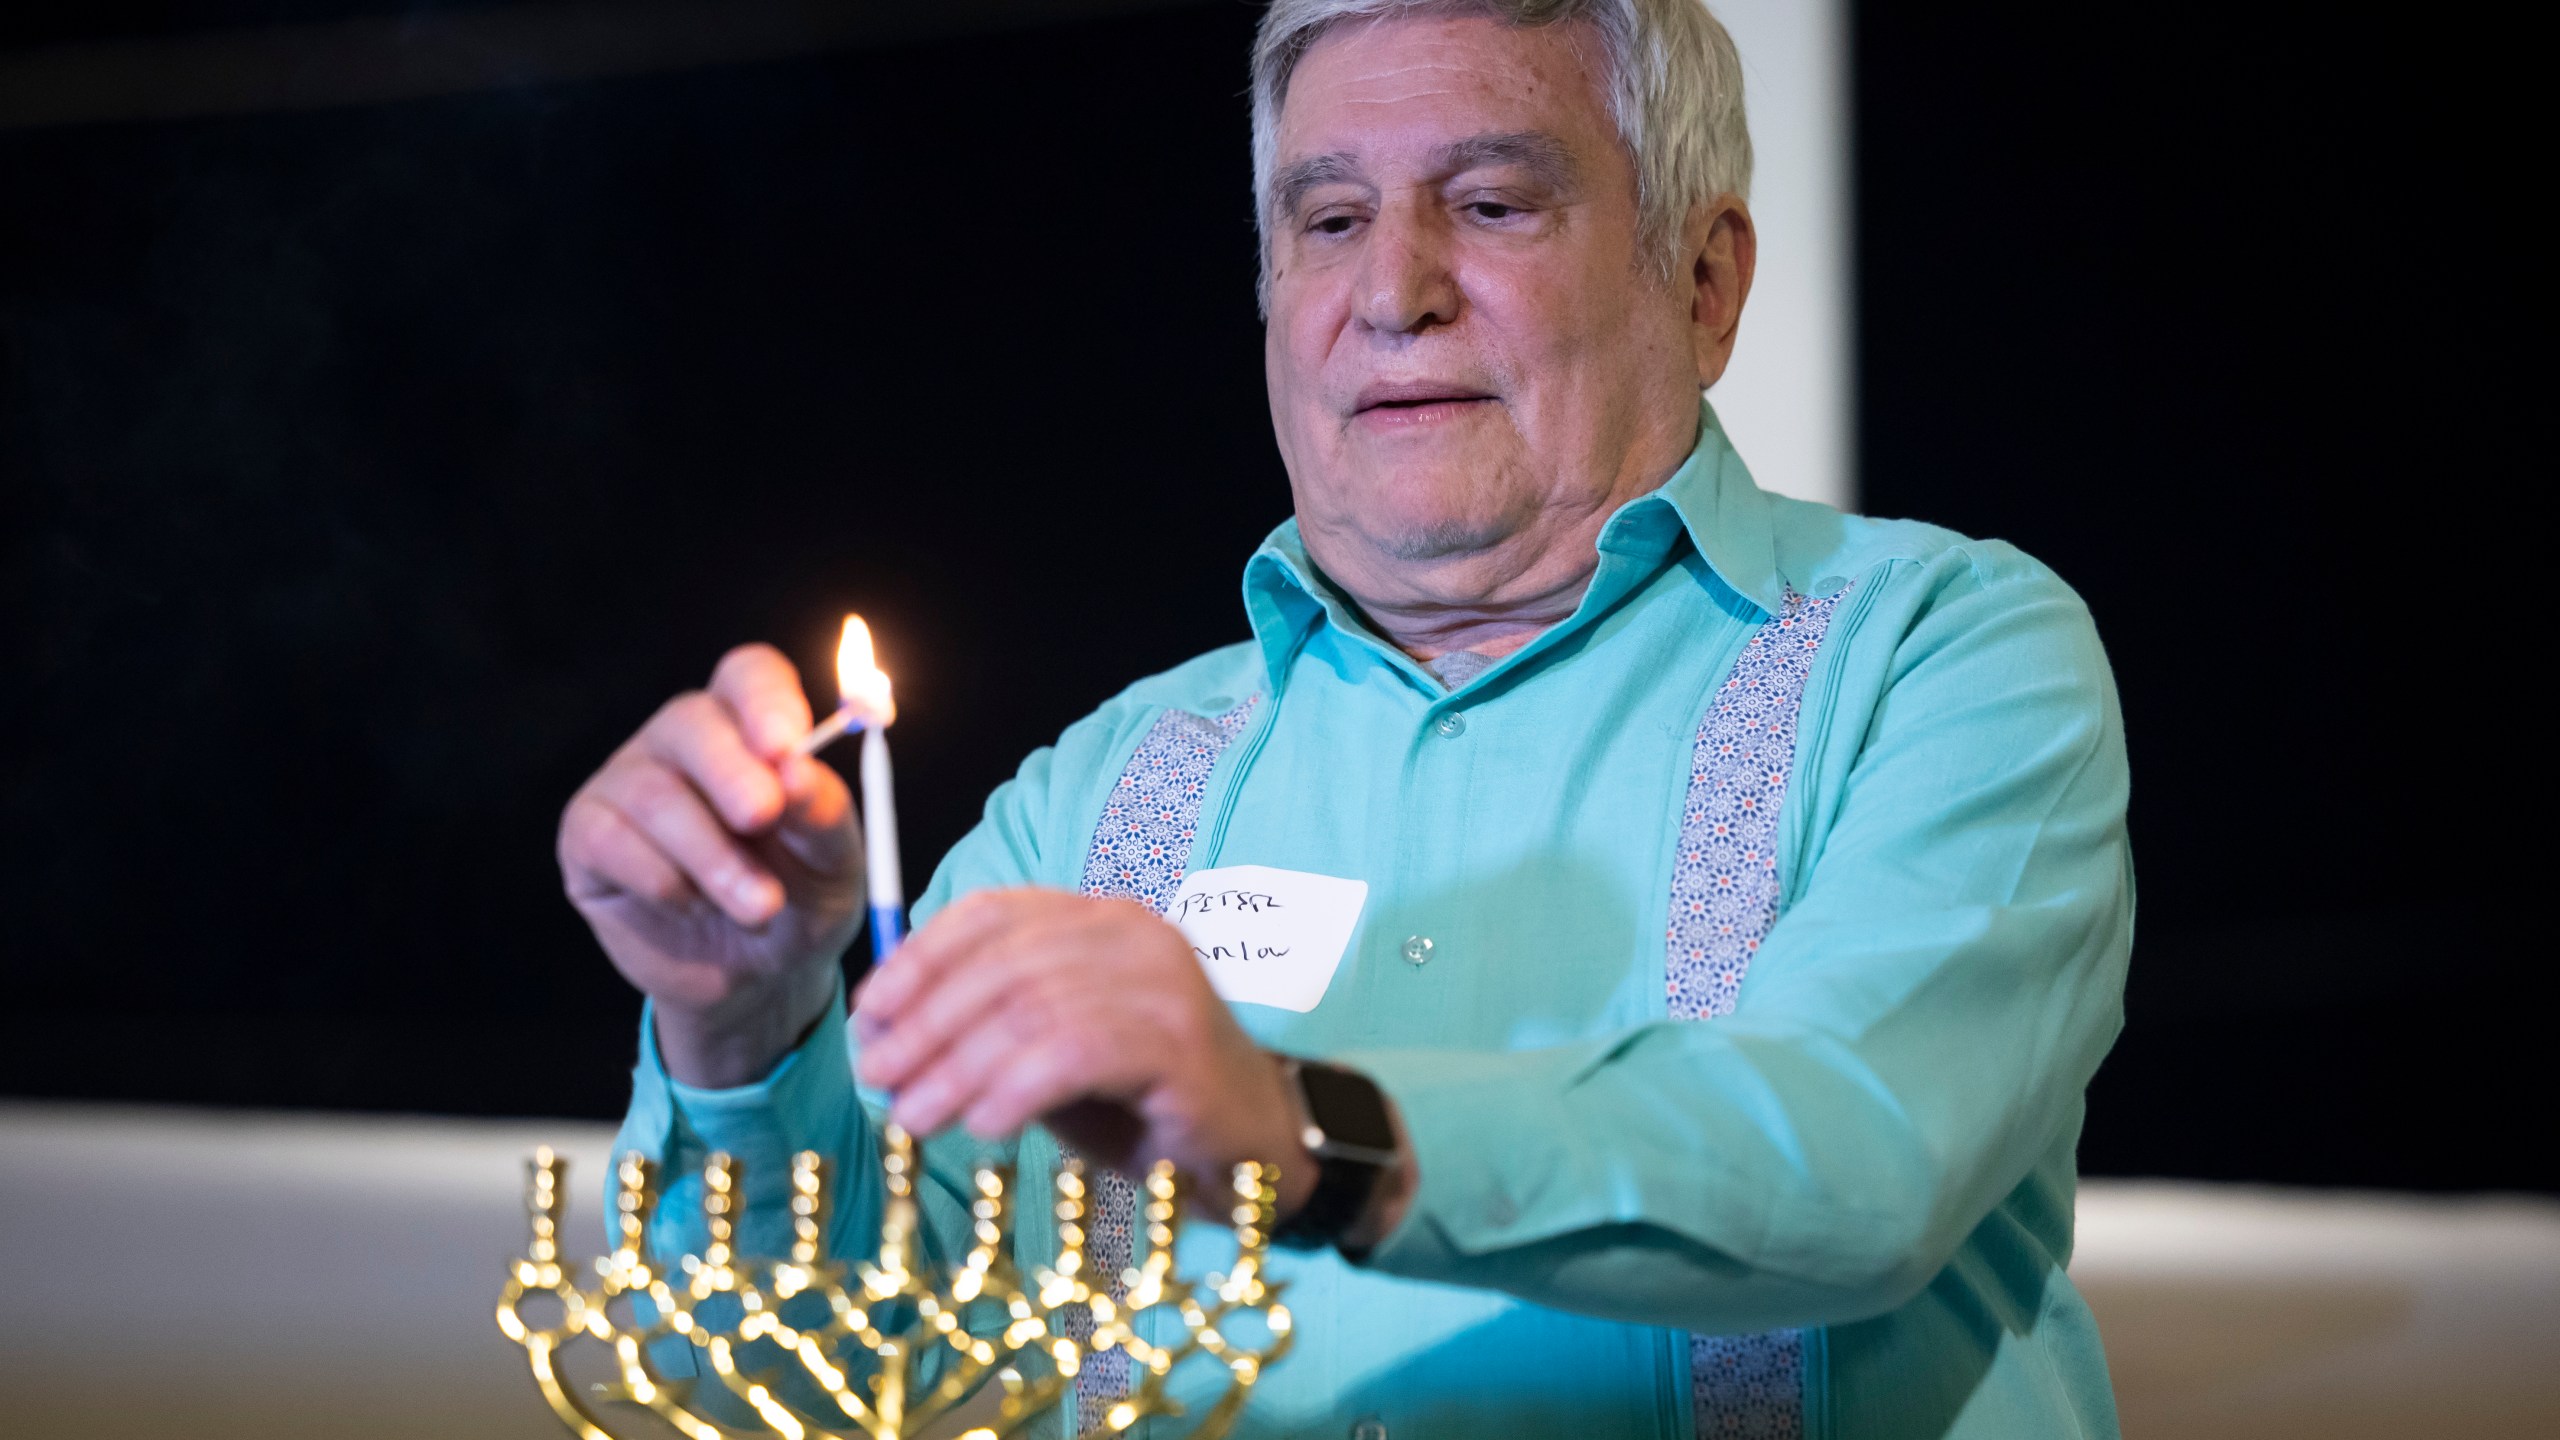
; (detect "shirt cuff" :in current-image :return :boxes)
[617,971,855,1174]
[1330,1044,1609,1281]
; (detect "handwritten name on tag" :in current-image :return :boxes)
[1166,864,1368,1014]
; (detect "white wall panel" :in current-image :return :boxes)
[1702,0,1853,511]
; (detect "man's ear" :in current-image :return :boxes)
[1686,197,1757,389]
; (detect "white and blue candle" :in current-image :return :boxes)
[857,721,903,956]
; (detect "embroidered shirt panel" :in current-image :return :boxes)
[1670,584,1854,1440]
[1067,698,1259,1433]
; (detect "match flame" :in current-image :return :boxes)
[833,614,896,727]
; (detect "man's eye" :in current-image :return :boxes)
[1310,214,1360,236]
[1469,202,1520,221]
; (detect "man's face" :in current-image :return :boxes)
[1263,14,1706,582]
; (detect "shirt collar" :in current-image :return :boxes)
[1242,399,1788,692]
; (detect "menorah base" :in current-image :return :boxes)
[496,1126,1292,1440]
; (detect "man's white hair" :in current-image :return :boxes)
[1250,0,1753,304]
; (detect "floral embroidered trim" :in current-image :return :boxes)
[1668,583,1853,1439]
[1066,697,1259,1432]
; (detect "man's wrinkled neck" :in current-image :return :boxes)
[1292,399,1705,664]
[1305,506,1614,664]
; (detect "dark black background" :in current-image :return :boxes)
[2,2,2537,1189]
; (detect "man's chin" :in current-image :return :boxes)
[1305,435,1536,563]
[1357,497,1522,563]
[1375,521,1516,563]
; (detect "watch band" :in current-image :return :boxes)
[1270,1058,1394,1257]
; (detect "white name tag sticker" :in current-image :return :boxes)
[1166,864,1368,1014]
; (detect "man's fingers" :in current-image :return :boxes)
[956,1030,1132,1142]
[884,998,1050,1135]
[710,642,813,759]
[560,793,695,907]
[640,692,785,835]
[856,940,1048,1092]
[770,753,860,877]
[592,759,782,925]
[856,890,1034,1027]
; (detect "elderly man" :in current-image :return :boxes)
[558,1,2131,1436]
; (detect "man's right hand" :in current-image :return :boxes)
[557,643,864,1088]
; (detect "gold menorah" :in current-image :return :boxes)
[496,1125,1292,1440]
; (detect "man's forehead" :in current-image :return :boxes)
[1275,13,1617,166]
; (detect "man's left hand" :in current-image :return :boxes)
[852,889,1318,1217]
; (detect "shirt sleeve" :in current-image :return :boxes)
[1342,549,2134,1334]
[617,974,1029,1343]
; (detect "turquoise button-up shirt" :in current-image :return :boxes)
[615,405,2133,1439]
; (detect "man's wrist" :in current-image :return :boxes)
[1340,1138,1417,1254]
[1260,1051,1324,1220]
[1269,1055,1416,1257]
[652,963,839,1090]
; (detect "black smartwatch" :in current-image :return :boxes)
[1269,1056,1401,1257]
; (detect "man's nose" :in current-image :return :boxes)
[1352,203,1460,337]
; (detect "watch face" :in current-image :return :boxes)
[1299,1062,1399,1153]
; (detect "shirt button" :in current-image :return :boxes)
[1351,1419,1388,1440]
[1401,935,1434,966]
[1433,711,1467,738]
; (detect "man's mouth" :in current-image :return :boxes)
[1353,382,1498,421]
